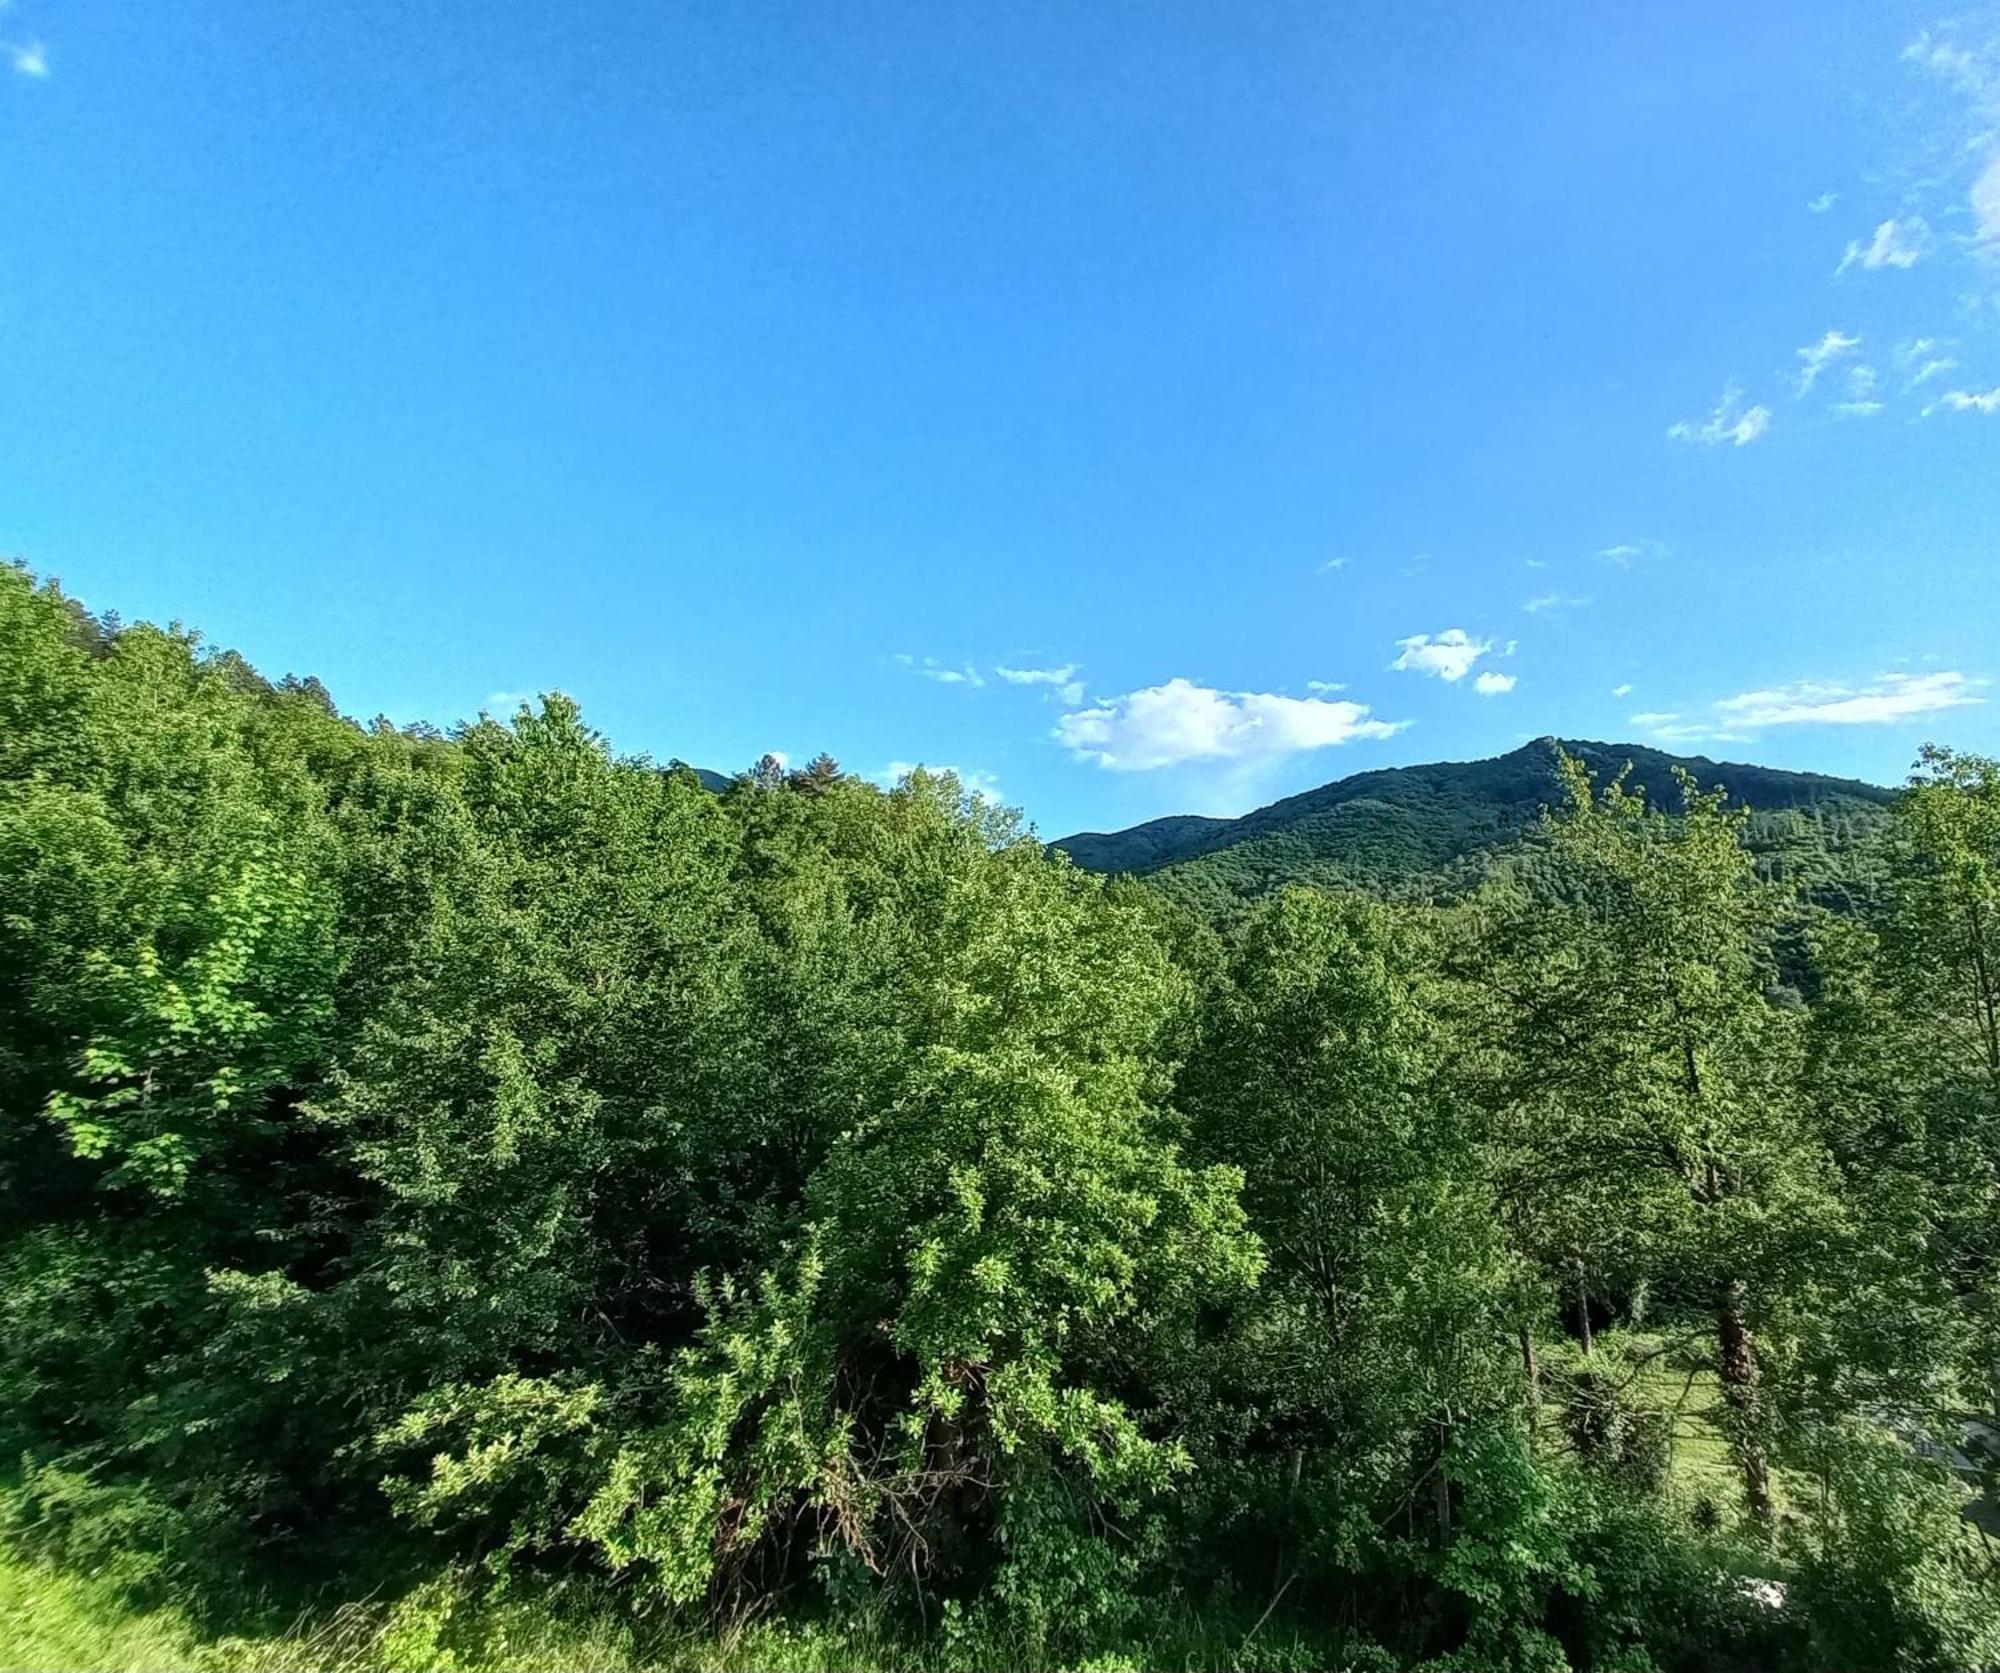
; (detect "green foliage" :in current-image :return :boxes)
[6,563,2000,1671]
[1789,1427,2000,1673]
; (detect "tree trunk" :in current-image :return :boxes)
[1576,1266,1594,1358]
[1520,1327,1541,1427]
[1715,1278,1774,1529]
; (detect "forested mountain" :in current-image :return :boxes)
[5,562,2000,1673]
[1055,737,1896,913]
[674,763,733,793]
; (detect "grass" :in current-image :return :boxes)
[1535,1326,1776,1535]
[0,1541,207,1673]
[0,1366,1798,1673]
[0,1530,1368,1673]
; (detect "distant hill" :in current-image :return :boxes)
[665,762,733,793]
[1052,738,1898,912]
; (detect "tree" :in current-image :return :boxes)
[1479,755,1833,1530]
[789,753,845,795]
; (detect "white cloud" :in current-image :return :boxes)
[1523,592,1588,615]
[1305,679,1348,694]
[996,663,1085,705]
[1630,714,1734,745]
[1714,672,1985,728]
[1628,672,1986,744]
[996,663,1075,687]
[1474,671,1517,696]
[1902,29,1994,100]
[1808,191,1839,214]
[1611,683,1633,699]
[1925,387,2000,415]
[1898,339,1958,389]
[1597,539,1664,568]
[1900,29,2000,244]
[1321,557,1349,572]
[1836,216,1930,274]
[483,689,538,714]
[7,39,46,77]
[1668,384,1772,447]
[896,654,986,688]
[1055,677,1406,771]
[1830,363,1882,415]
[1391,628,1493,682]
[1795,329,1861,394]
[1976,152,2000,245]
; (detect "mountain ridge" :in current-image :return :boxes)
[1052,737,1897,904]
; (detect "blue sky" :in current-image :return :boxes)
[3,0,1997,837]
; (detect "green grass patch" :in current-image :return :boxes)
[0,1540,207,1673]
[0,1530,1368,1673]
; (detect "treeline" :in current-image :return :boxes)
[2,561,1998,1672]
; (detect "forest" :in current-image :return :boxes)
[3,557,1999,1673]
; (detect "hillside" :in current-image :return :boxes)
[673,763,733,793]
[1053,737,1897,911]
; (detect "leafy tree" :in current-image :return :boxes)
[1478,755,1834,1530]
[9,566,2000,1670]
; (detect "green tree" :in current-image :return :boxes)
[1479,755,1834,1530]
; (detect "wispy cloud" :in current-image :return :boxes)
[1827,362,1883,415]
[1055,678,1405,771]
[1596,538,1665,568]
[1925,386,2000,415]
[1795,329,1861,394]
[1635,672,1985,742]
[7,38,46,77]
[1627,712,1724,745]
[1321,557,1349,572]
[995,663,1084,705]
[1474,671,1517,696]
[1390,628,1493,683]
[1522,591,1588,615]
[1611,683,1633,699]
[1897,337,1958,390]
[1668,383,1771,447]
[1836,216,1930,274]
[1808,191,1839,214]
[895,653,985,688]
[1978,153,2000,246]
[1900,27,2000,246]
[1716,672,1985,728]
[1902,28,1994,99]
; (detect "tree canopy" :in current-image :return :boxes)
[3,561,1998,1672]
